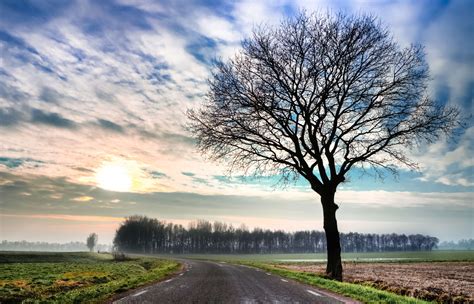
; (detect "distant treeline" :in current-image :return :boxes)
[113,216,439,254]
[0,241,112,252]
[438,239,474,250]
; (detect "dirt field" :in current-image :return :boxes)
[280,262,474,303]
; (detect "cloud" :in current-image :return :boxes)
[232,0,288,34]
[30,109,77,129]
[149,170,168,179]
[423,0,474,111]
[71,195,94,202]
[136,129,196,146]
[0,108,23,126]
[414,126,474,187]
[2,213,123,223]
[95,89,118,103]
[0,0,472,243]
[0,1,73,28]
[96,119,125,133]
[0,29,59,78]
[39,86,63,103]
[0,171,472,243]
[0,81,29,103]
[0,157,24,169]
[195,15,240,42]
[0,1,470,190]
[289,0,474,188]
[0,157,43,169]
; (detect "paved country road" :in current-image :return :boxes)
[113,259,358,304]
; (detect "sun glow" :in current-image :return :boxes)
[95,162,132,192]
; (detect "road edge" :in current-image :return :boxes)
[237,263,360,304]
[104,261,186,304]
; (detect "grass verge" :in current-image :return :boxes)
[0,252,180,303]
[239,262,430,304]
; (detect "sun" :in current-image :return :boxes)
[95,162,132,192]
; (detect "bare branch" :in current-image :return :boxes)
[188,12,461,194]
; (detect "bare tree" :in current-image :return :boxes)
[86,233,98,252]
[188,12,460,280]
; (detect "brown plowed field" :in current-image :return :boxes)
[280,262,474,303]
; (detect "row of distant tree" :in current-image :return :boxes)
[438,239,474,250]
[0,240,112,252]
[113,216,440,254]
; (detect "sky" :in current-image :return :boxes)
[0,0,472,244]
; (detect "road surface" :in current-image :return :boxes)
[114,259,357,303]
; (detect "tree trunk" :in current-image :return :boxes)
[321,191,343,281]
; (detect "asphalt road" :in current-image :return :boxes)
[114,260,357,304]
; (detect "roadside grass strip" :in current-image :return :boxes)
[239,262,430,304]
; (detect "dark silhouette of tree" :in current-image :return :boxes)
[86,233,98,252]
[188,12,460,280]
[113,216,439,255]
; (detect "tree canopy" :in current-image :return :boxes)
[189,12,460,193]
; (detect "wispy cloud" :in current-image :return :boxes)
[414,127,474,187]
[0,0,472,242]
[1,213,123,223]
[71,196,94,202]
[1,171,472,242]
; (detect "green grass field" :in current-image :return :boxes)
[173,250,474,263]
[0,252,180,303]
